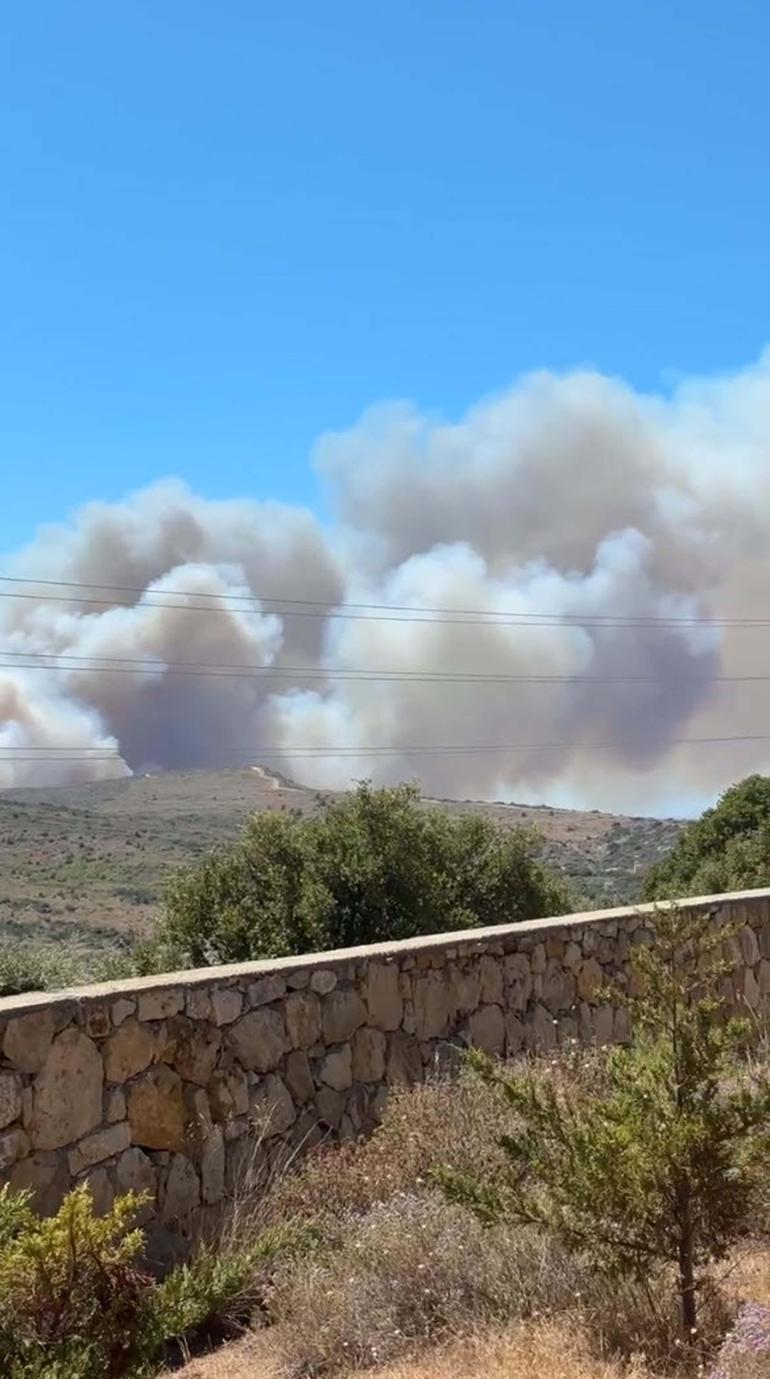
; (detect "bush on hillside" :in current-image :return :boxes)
[0,941,135,998]
[439,906,770,1343]
[0,1180,308,1379]
[0,1183,154,1379]
[643,775,770,900]
[143,782,572,969]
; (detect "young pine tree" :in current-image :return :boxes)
[438,906,770,1341]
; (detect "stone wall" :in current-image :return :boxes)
[1,888,769,1261]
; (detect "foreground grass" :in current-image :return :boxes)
[168,1059,769,1379]
[175,1319,659,1378]
[4,1051,767,1376]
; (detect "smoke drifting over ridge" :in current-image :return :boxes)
[4,355,770,815]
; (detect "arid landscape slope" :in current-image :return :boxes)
[0,766,683,959]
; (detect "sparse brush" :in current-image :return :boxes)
[0,940,136,996]
[264,1189,686,1376]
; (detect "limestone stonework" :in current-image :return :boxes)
[0,888,767,1261]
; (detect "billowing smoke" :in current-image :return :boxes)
[4,353,770,815]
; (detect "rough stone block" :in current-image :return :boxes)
[284,1050,315,1103]
[525,1003,558,1052]
[111,998,136,1027]
[68,1121,131,1176]
[0,1071,22,1130]
[505,1012,525,1055]
[577,957,604,1002]
[412,971,453,1040]
[315,1085,344,1128]
[113,1141,158,1208]
[162,1015,221,1086]
[137,989,184,1022]
[563,942,582,972]
[593,1004,616,1045]
[363,962,403,1031]
[106,1088,127,1124]
[250,1074,296,1137]
[8,1151,69,1216]
[319,1044,353,1091]
[209,1067,250,1121]
[285,990,322,1048]
[386,1030,423,1086]
[739,925,761,967]
[505,953,533,1011]
[0,1126,30,1172]
[449,964,481,1016]
[29,1029,103,1152]
[310,969,337,995]
[352,1026,386,1083]
[201,1125,225,1204]
[248,974,286,1008]
[211,987,243,1025]
[128,1066,189,1154]
[322,988,366,1044]
[186,989,214,1021]
[103,1018,155,1084]
[463,1004,505,1056]
[83,1006,111,1039]
[228,1007,288,1072]
[82,1166,114,1217]
[541,960,576,1015]
[159,1153,200,1223]
[3,1007,55,1074]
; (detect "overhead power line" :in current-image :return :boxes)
[0,574,763,629]
[1,648,770,686]
[2,732,770,761]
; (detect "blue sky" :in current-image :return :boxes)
[2,0,770,553]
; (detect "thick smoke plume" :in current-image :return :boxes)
[4,354,770,815]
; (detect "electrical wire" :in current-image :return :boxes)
[0,575,763,628]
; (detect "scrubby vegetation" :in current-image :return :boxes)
[643,775,770,900]
[141,782,573,971]
[439,906,770,1338]
[0,940,134,997]
[1,907,769,1379]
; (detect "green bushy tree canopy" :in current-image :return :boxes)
[643,774,770,901]
[145,782,572,969]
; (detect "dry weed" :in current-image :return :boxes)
[263,1189,692,1376]
[173,1320,661,1379]
[341,1321,658,1379]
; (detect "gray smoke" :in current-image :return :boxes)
[4,353,770,815]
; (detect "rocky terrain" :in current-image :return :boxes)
[0,766,684,961]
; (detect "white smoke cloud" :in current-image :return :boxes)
[4,355,770,814]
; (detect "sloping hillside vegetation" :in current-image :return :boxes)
[644,775,770,900]
[0,767,683,975]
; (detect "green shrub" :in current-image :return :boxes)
[150,1221,315,1342]
[0,1183,155,1379]
[0,942,135,997]
[0,1182,311,1378]
[439,906,770,1343]
[643,774,770,900]
[147,781,572,969]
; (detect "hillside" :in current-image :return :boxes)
[0,765,684,961]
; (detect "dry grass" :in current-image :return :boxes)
[173,1062,770,1379]
[341,1322,658,1379]
[173,1319,660,1379]
[263,1069,511,1224]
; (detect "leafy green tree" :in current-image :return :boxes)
[146,782,572,968]
[644,774,770,900]
[438,906,770,1341]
